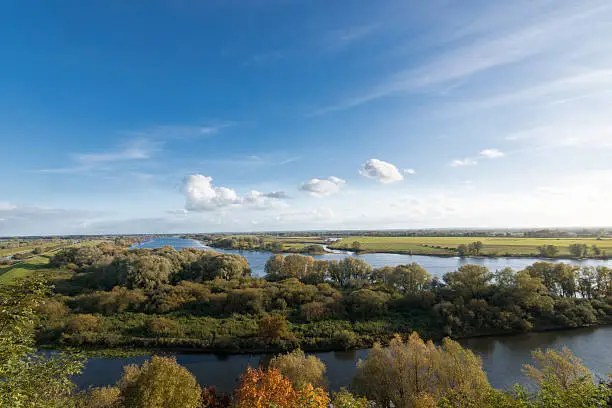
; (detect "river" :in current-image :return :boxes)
[132,237,612,278]
[98,237,612,392]
[73,326,612,392]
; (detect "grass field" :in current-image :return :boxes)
[0,255,53,284]
[328,236,612,258]
[0,240,108,284]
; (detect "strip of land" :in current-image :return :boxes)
[327,236,612,258]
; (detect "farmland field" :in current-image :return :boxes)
[328,236,612,258]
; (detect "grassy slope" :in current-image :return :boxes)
[0,240,107,284]
[329,236,612,257]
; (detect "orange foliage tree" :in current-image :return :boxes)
[234,367,329,408]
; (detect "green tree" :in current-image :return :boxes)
[443,264,493,298]
[518,347,612,407]
[456,244,468,256]
[390,263,432,296]
[332,389,370,408]
[119,356,201,408]
[538,245,559,258]
[568,243,588,258]
[258,315,290,341]
[0,277,84,408]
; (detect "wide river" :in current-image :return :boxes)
[132,237,612,278]
[73,237,612,392]
[74,327,612,392]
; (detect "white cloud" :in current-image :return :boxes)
[182,175,290,212]
[451,158,478,167]
[242,190,290,210]
[183,175,240,211]
[479,148,505,159]
[359,159,404,183]
[403,168,416,175]
[299,176,346,196]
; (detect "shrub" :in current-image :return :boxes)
[333,330,358,350]
[145,317,182,338]
[65,314,101,334]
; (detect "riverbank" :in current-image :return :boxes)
[38,320,612,357]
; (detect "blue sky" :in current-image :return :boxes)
[1,0,612,235]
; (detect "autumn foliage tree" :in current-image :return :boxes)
[234,367,329,408]
[353,332,493,407]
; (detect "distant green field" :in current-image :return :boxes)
[0,240,107,284]
[0,256,53,284]
[329,236,612,257]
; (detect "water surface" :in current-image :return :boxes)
[132,237,612,278]
[73,326,612,393]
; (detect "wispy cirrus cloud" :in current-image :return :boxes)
[38,138,160,174]
[123,123,232,140]
[313,1,612,114]
[451,148,505,167]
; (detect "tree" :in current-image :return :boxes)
[269,349,327,389]
[119,356,201,408]
[443,264,493,298]
[456,244,468,256]
[471,241,484,255]
[390,263,432,296]
[126,255,174,289]
[0,277,84,408]
[594,266,611,297]
[234,367,296,408]
[234,367,329,408]
[520,347,611,407]
[568,243,588,258]
[538,245,559,258]
[265,254,285,279]
[351,241,363,252]
[78,386,121,408]
[353,332,493,408]
[258,315,290,341]
[332,389,371,408]
[346,289,390,318]
[328,258,373,287]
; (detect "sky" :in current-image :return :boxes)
[1,0,612,236]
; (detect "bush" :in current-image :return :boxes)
[65,314,101,334]
[333,330,358,350]
[145,317,182,338]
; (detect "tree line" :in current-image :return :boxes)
[1,277,610,407]
[29,243,612,354]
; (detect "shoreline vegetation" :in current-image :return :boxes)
[12,241,609,356]
[3,275,611,407]
[198,234,612,260]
